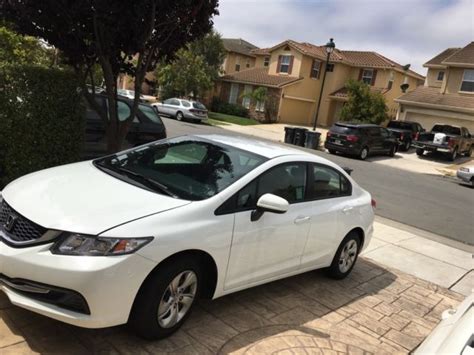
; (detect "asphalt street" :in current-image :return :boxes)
[163,117,474,245]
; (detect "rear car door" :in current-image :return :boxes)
[380,128,394,152]
[223,162,312,290]
[300,163,355,268]
[367,127,384,152]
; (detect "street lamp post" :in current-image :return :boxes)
[312,38,335,131]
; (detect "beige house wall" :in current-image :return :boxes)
[425,68,444,88]
[268,46,303,77]
[399,107,474,133]
[255,55,270,68]
[444,67,468,94]
[222,52,256,74]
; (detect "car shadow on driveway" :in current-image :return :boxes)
[0,258,463,354]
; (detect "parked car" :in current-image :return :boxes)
[325,122,398,160]
[415,292,473,354]
[0,135,374,339]
[84,94,166,159]
[456,166,474,187]
[413,124,473,161]
[386,120,424,151]
[153,98,208,123]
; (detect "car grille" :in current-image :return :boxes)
[0,200,46,242]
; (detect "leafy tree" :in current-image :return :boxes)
[157,48,213,100]
[1,0,219,152]
[339,80,388,124]
[157,30,225,99]
[0,26,53,67]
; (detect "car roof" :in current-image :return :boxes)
[334,122,379,128]
[195,134,318,159]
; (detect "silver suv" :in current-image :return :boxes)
[153,98,208,123]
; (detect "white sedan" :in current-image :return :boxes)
[0,135,374,339]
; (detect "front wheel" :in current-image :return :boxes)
[465,145,473,157]
[328,149,337,155]
[129,259,201,340]
[327,232,361,279]
[416,148,424,156]
[388,145,397,157]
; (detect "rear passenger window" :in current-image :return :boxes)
[181,101,191,107]
[310,164,351,199]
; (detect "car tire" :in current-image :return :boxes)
[416,148,424,156]
[449,148,458,161]
[328,149,337,155]
[193,119,201,124]
[359,147,369,160]
[465,145,473,157]
[402,140,411,151]
[471,177,474,188]
[176,112,184,121]
[128,258,202,340]
[388,145,397,157]
[327,231,361,280]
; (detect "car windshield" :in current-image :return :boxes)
[192,102,207,110]
[139,104,163,124]
[387,121,412,130]
[93,137,268,200]
[432,125,461,135]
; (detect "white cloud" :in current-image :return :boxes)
[214,0,474,74]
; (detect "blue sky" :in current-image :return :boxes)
[214,0,474,75]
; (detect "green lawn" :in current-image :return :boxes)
[208,112,260,126]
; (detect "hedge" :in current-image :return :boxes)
[0,65,85,188]
[211,97,249,118]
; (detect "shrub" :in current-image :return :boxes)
[211,97,249,117]
[0,65,85,188]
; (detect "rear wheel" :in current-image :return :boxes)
[176,111,184,121]
[328,149,337,155]
[388,145,397,157]
[416,148,424,156]
[128,258,201,340]
[449,148,458,161]
[359,147,369,160]
[193,119,201,124]
[402,140,411,151]
[327,232,361,279]
[465,145,473,157]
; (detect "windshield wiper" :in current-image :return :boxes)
[115,167,178,198]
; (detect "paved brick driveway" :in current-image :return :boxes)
[0,258,463,354]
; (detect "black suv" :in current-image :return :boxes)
[84,95,167,159]
[325,122,398,160]
[386,120,424,151]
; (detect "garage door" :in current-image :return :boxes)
[405,112,474,133]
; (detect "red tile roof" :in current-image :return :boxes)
[220,67,303,88]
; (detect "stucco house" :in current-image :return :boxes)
[214,40,424,126]
[395,42,474,132]
[221,38,259,74]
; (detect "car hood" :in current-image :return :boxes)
[1,161,191,235]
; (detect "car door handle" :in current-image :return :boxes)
[294,216,311,224]
[342,206,354,214]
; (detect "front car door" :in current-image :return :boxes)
[223,162,312,290]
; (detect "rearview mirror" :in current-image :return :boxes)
[251,194,289,222]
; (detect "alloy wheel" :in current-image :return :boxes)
[360,148,368,160]
[158,270,197,328]
[338,240,358,273]
[176,112,183,121]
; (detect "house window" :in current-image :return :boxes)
[361,69,374,85]
[263,56,270,67]
[460,69,474,92]
[235,63,241,72]
[326,63,334,72]
[310,60,321,78]
[229,83,239,104]
[235,56,241,72]
[387,70,394,90]
[437,71,445,81]
[246,58,250,68]
[242,85,252,109]
[279,55,291,73]
[256,100,265,112]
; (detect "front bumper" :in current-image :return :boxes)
[0,240,156,328]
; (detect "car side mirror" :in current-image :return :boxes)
[251,193,289,222]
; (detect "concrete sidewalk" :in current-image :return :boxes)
[367,217,473,296]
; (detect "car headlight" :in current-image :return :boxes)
[50,234,153,256]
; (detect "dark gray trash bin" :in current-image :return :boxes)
[304,131,321,150]
[293,128,308,147]
[284,126,296,144]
